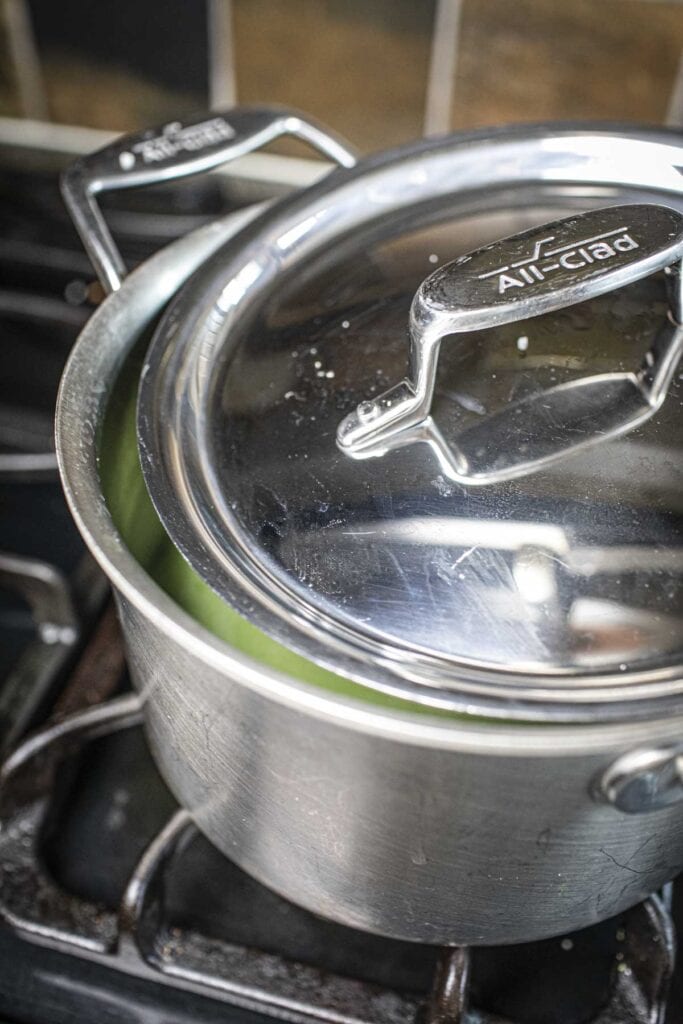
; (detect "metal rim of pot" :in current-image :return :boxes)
[57,114,683,737]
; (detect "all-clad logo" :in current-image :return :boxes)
[118,117,236,170]
[479,225,639,294]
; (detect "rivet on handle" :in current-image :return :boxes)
[594,743,683,814]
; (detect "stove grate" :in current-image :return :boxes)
[0,658,675,1024]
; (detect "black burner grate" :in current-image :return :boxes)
[0,619,677,1024]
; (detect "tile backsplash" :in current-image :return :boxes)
[1,0,681,151]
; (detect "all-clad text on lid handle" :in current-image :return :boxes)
[60,107,358,295]
[337,204,683,483]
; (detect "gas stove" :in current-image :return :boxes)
[0,125,681,1024]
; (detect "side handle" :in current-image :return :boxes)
[61,106,357,294]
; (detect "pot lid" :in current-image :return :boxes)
[138,126,683,721]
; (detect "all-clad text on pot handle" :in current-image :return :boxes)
[61,107,358,295]
[337,204,683,484]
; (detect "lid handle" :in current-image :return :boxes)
[337,204,683,483]
[61,106,357,295]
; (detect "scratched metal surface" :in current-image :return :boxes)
[122,586,683,947]
[206,205,681,675]
[138,130,683,713]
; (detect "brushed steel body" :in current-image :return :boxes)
[56,125,683,945]
[117,590,683,946]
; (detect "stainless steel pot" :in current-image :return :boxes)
[57,109,683,946]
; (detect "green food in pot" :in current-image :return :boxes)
[98,344,467,717]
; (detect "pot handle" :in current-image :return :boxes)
[337,203,683,483]
[61,106,358,295]
[595,742,683,814]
